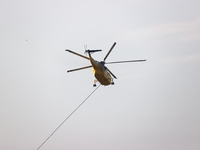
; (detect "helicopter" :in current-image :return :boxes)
[66,42,146,87]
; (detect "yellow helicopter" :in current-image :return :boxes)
[66,42,146,86]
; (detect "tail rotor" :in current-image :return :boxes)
[84,45,88,57]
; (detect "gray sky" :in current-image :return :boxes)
[1,0,200,149]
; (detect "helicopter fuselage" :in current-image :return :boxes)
[88,54,112,85]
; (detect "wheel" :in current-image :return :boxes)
[111,82,114,85]
[93,84,96,87]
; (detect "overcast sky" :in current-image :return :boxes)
[1,0,200,150]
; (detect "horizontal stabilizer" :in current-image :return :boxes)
[85,50,102,53]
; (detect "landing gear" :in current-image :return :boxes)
[111,78,114,85]
[93,79,97,87]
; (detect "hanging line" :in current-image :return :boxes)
[37,84,101,150]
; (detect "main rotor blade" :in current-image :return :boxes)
[67,65,92,73]
[105,66,117,79]
[65,49,89,60]
[103,42,116,61]
[105,60,146,64]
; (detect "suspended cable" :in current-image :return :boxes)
[37,84,101,150]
